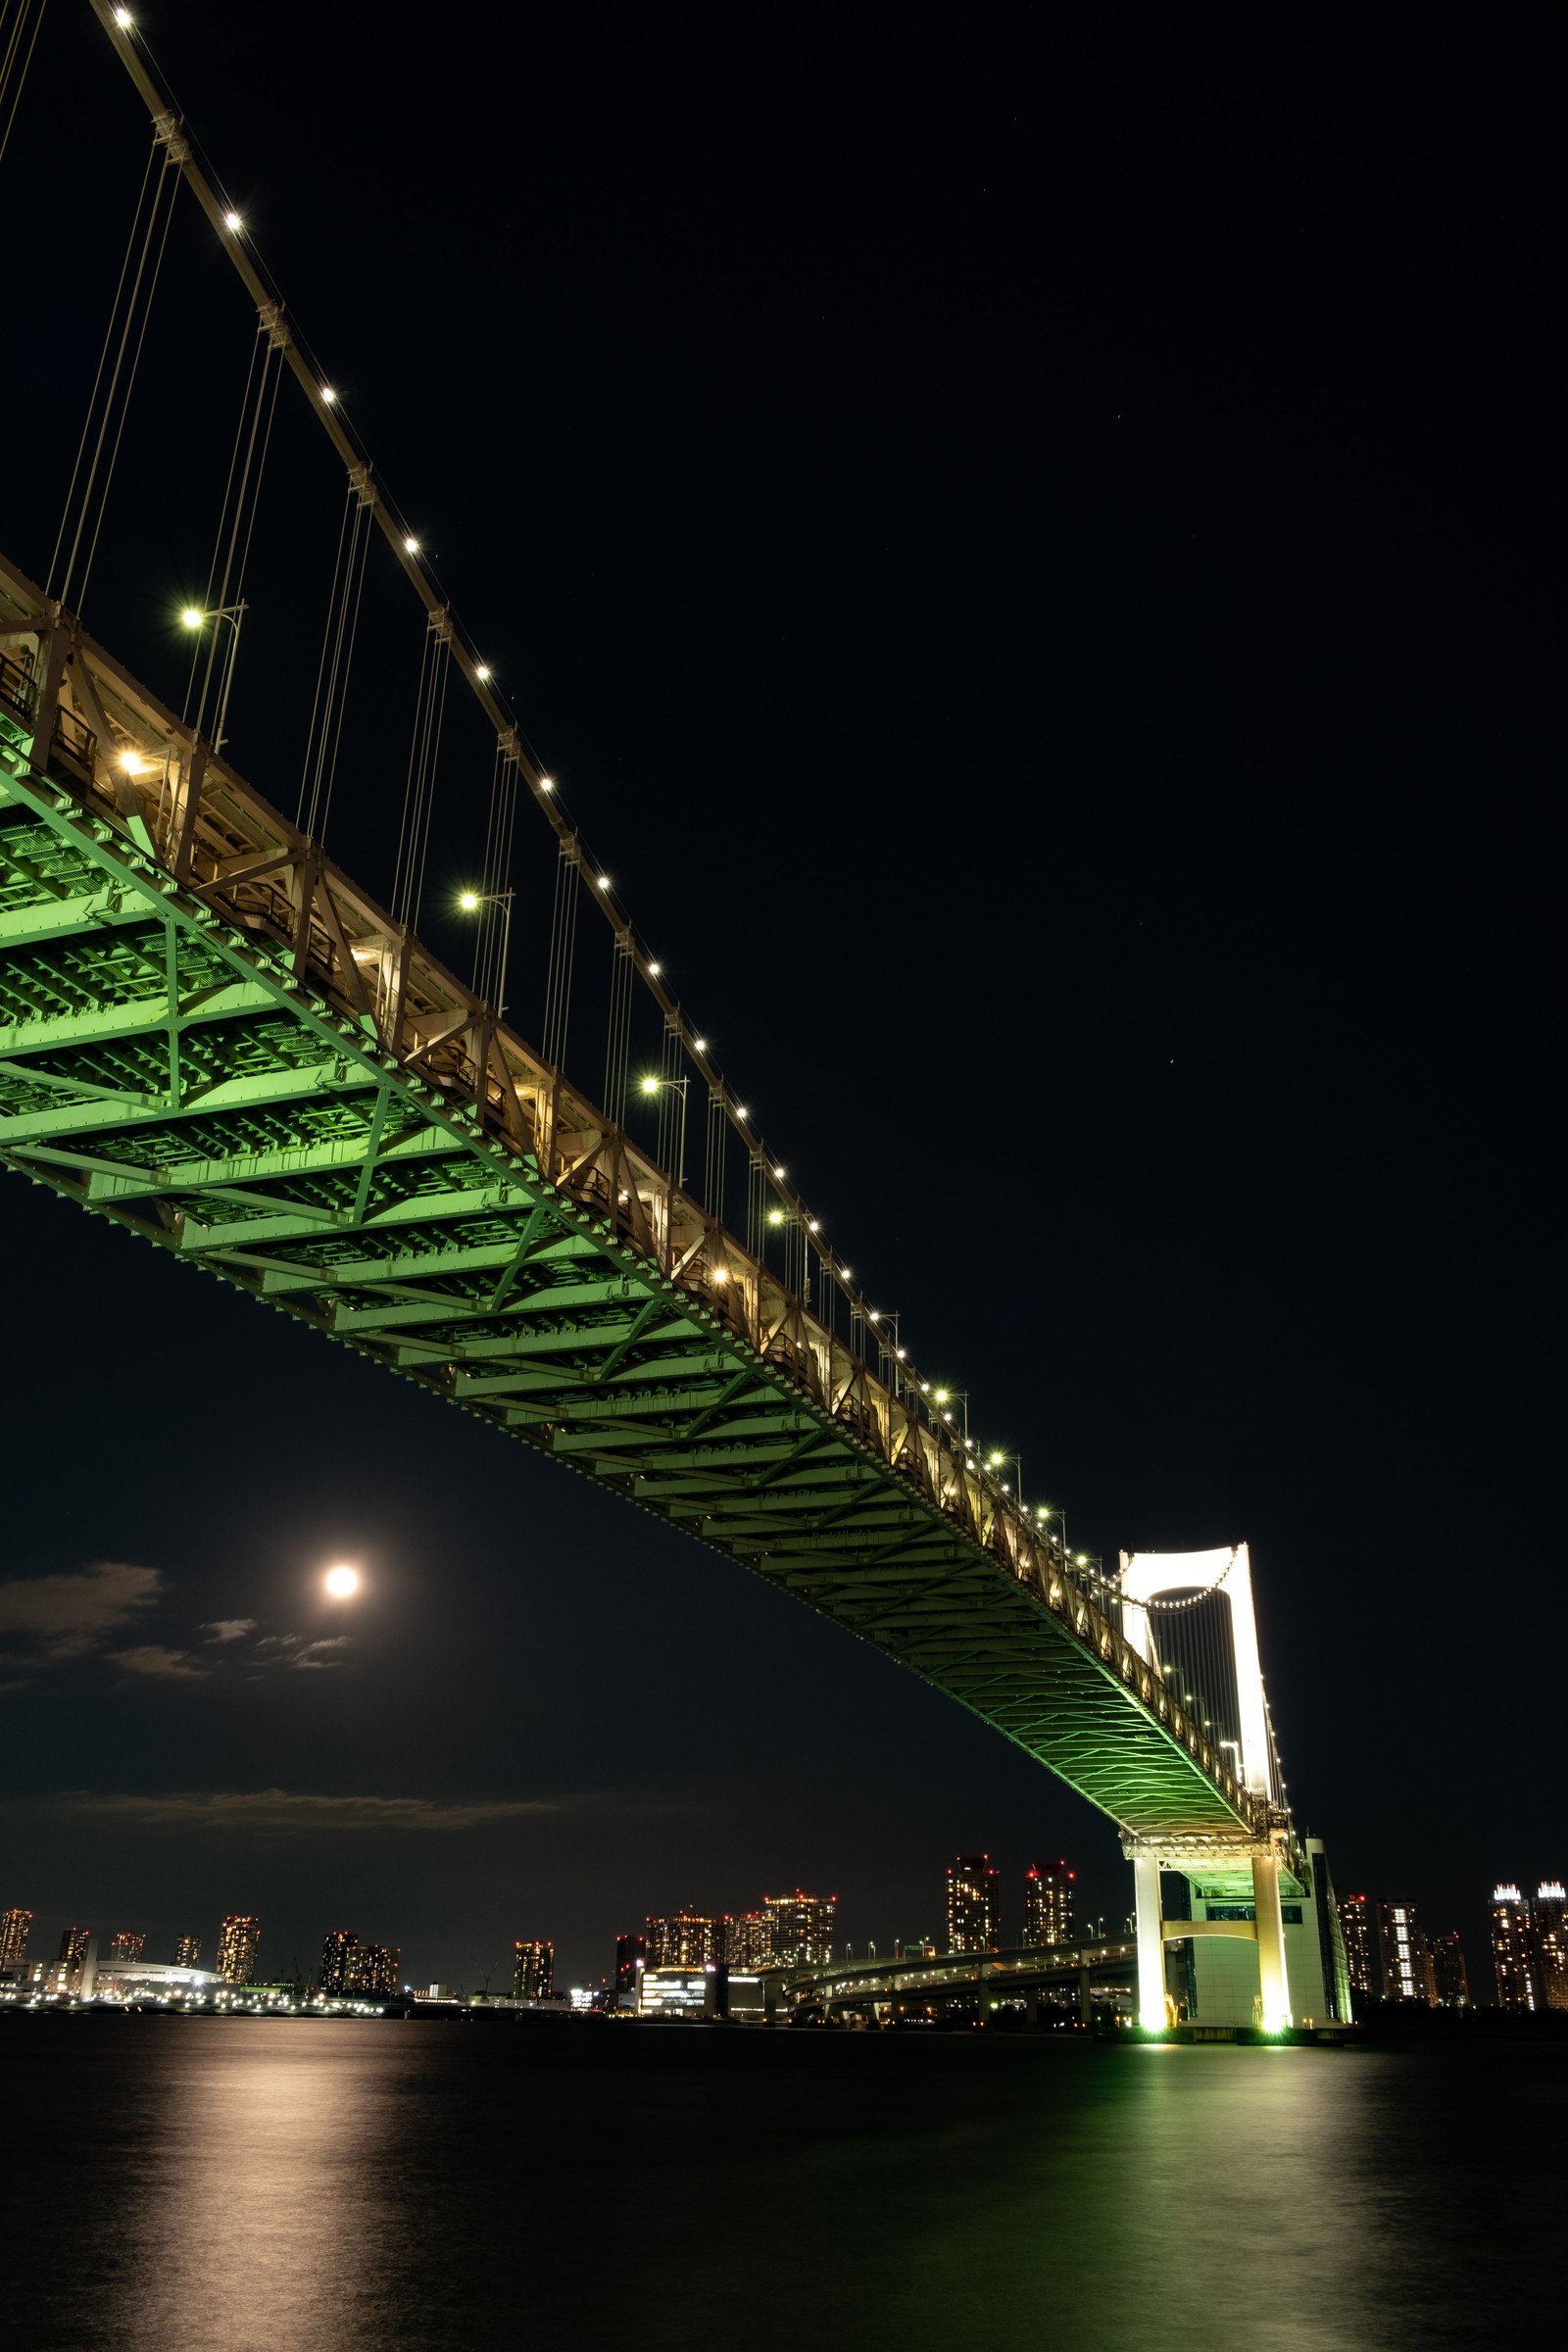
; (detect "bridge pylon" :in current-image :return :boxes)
[1116,1546,1345,2032]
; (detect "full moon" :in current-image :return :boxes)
[323,1564,360,1599]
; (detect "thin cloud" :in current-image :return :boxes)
[0,1561,162,1661]
[53,1788,556,1832]
[254,1633,354,1670]
[201,1618,258,1644]
[114,1645,208,1681]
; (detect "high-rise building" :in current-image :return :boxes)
[1430,1931,1469,2008]
[55,1926,96,1996]
[947,1856,1001,1954]
[513,1940,554,2000]
[762,1890,836,1968]
[173,1936,201,1969]
[1337,1893,1376,1998]
[0,1908,31,1968]
[108,1931,146,1964]
[358,1944,401,1998]
[1491,1886,1541,2011]
[614,1933,647,2001]
[1376,1901,1435,2004]
[217,1915,261,1986]
[647,1911,716,1968]
[725,1912,772,1970]
[319,1930,400,1997]
[1535,1883,1568,2012]
[319,1930,360,1995]
[1022,1862,1075,1946]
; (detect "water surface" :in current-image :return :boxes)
[7,2017,1558,2348]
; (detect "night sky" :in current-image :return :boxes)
[2,8,1555,1992]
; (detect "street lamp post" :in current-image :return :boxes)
[179,601,247,754]
[457,887,514,1014]
[637,1072,689,1188]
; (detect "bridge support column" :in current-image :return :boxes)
[1133,1855,1167,2032]
[1078,1966,1094,2027]
[1251,1849,1292,2032]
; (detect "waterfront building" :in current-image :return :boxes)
[358,1943,401,1998]
[319,1929,360,1995]
[1535,1884,1568,2011]
[614,1933,647,2003]
[638,1967,710,2018]
[1022,1862,1075,1946]
[96,1960,220,2001]
[0,1908,30,1968]
[1491,1886,1542,2011]
[173,1936,201,1969]
[1337,1893,1376,1997]
[217,1915,261,1985]
[762,1890,835,1968]
[108,1931,146,1964]
[1377,1901,1435,2003]
[647,1910,717,1968]
[513,1940,554,2000]
[318,1932,398,1997]
[46,1927,97,1998]
[725,1911,772,1969]
[947,1856,1001,1954]
[1430,1931,1469,2007]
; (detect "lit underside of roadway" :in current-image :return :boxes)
[0,548,1266,1846]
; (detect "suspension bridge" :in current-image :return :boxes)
[0,2,1349,2033]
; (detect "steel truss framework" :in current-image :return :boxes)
[0,551,1264,1841]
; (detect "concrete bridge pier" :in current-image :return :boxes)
[1133,1854,1167,2032]
[1251,1849,1291,2032]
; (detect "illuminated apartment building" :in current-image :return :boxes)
[947,1856,1001,1954]
[762,1890,836,1968]
[0,1908,31,1969]
[646,1911,717,1968]
[108,1931,146,1964]
[319,1929,399,1997]
[52,1925,97,1997]
[1429,1930,1469,2008]
[1535,1883,1568,2011]
[1491,1886,1542,2010]
[1376,1901,1435,2003]
[725,1912,772,1969]
[217,1916,261,1985]
[358,1943,401,1998]
[513,1940,554,1999]
[614,1933,647,2003]
[1336,1893,1376,1997]
[319,1930,360,1995]
[173,1936,201,1969]
[1022,1862,1075,1946]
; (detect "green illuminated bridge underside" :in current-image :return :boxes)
[0,552,1260,1842]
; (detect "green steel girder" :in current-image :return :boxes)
[0,589,1270,1844]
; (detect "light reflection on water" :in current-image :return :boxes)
[7,2020,1560,2349]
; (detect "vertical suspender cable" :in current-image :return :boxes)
[541,844,580,1072]
[300,480,374,847]
[603,934,634,1126]
[0,0,49,173]
[51,128,179,612]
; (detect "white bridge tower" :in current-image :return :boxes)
[1117,1544,1316,2034]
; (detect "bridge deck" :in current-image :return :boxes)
[0,552,1257,1841]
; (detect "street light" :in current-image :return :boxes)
[635,1072,688,1186]
[456,886,514,1013]
[179,600,247,752]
